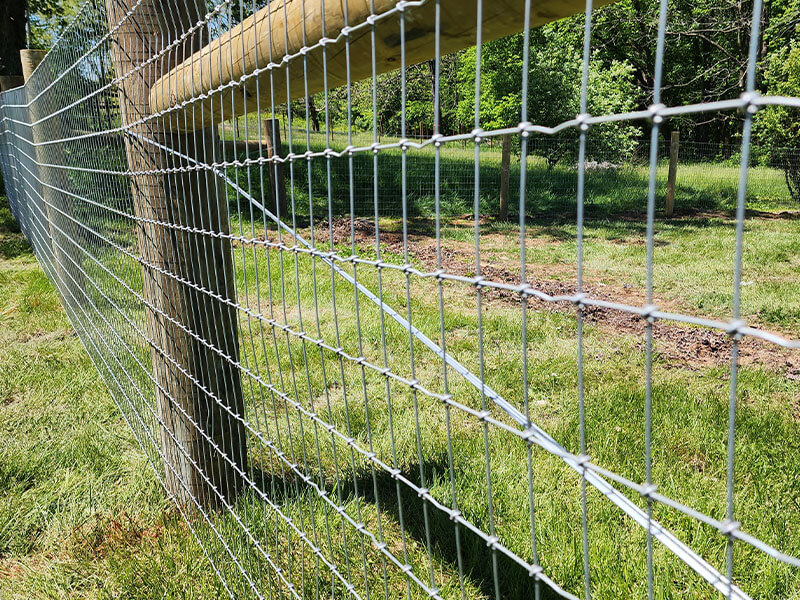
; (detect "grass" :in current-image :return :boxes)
[224,130,800,333]
[220,122,796,217]
[0,196,222,598]
[193,209,800,599]
[2,129,800,600]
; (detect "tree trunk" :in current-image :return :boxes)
[308,95,320,132]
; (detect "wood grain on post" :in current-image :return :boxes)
[498,133,512,220]
[106,0,247,510]
[665,130,679,217]
[150,0,613,132]
[20,49,85,300]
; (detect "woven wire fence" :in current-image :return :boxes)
[223,129,800,216]
[1,0,799,599]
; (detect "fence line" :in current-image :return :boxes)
[0,0,798,598]
[218,128,800,216]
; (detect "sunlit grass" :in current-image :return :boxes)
[2,135,799,600]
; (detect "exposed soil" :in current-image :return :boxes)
[315,217,800,379]
[680,208,800,221]
[68,511,167,559]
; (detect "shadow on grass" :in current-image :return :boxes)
[249,457,561,600]
[224,139,773,230]
[0,194,32,260]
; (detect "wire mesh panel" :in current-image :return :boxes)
[1,0,799,598]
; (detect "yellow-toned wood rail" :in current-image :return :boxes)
[149,0,612,131]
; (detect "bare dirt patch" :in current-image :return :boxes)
[69,511,167,560]
[0,559,24,580]
[18,329,76,344]
[316,217,799,378]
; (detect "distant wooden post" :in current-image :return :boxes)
[665,130,679,217]
[498,133,512,220]
[106,0,247,510]
[262,118,287,218]
[20,49,85,297]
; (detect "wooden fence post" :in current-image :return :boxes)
[498,133,512,220]
[262,118,287,217]
[20,49,85,301]
[665,130,679,217]
[106,0,247,510]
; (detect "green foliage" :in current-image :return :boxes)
[754,42,800,201]
[292,0,799,163]
[456,31,642,166]
[28,0,82,49]
[323,55,462,137]
[589,0,800,144]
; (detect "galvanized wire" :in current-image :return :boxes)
[1,0,799,599]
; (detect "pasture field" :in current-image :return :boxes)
[1,139,799,599]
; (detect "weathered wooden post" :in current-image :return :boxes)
[665,130,679,217]
[20,49,85,299]
[498,133,512,220]
[262,118,287,217]
[105,0,247,509]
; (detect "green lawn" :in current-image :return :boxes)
[1,132,799,600]
[0,197,221,599]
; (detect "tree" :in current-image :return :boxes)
[457,29,642,167]
[755,41,800,201]
[588,0,800,146]
[1,0,82,81]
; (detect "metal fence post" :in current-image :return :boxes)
[105,0,247,510]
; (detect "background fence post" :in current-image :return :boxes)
[0,76,24,91]
[20,49,85,303]
[105,0,247,510]
[262,118,287,218]
[499,133,512,220]
[665,130,680,217]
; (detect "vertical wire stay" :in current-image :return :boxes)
[1,0,799,599]
[576,1,594,597]
[643,0,669,598]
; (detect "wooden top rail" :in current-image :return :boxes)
[149,0,611,132]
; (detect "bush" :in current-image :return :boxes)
[754,42,800,202]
